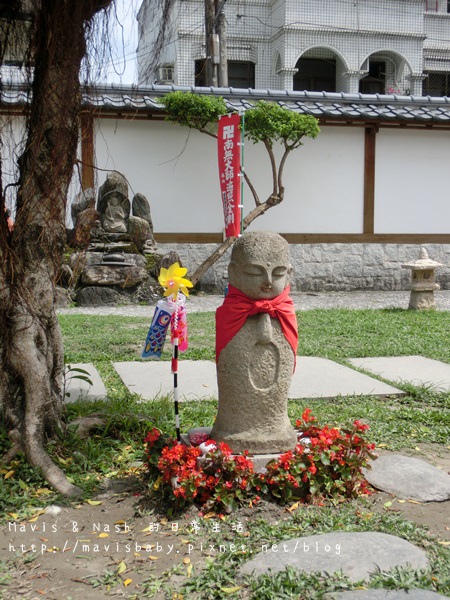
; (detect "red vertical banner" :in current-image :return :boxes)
[218,113,241,238]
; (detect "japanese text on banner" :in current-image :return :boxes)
[217,114,241,238]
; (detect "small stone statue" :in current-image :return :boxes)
[97,172,130,234]
[102,192,127,233]
[211,231,298,454]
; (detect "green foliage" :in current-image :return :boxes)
[145,410,375,513]
[244,100,320,147]
[163,91,227,130]
[161,93,320,151]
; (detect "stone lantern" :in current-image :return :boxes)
[401,248,443,310]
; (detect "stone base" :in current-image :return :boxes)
[408,290,436,310]
[181,430,283,473]
[196,450,281,473]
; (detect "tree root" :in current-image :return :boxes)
[69,415,107,439]
[1,443,20,465]
[26,437,83,498]
[69,412,154,439]
[1,429,22,464]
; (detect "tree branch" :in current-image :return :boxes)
[277,144,292,197]
[263,139,278,197]
[190,236,235,286]
[242,169,260,206]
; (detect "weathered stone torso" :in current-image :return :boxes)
[212,312,297,453]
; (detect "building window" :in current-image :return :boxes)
[447,0,450,12]
[195,59,255,88]
[195,59,207,86]
[293,57,336,92]
[157,65,174,84]
[227,61,255,88]
[359,61,385,94]
[423,72,450,96]
[425,0,438,11]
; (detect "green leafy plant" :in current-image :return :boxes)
[63,362,93,400]
[264,408,377,504]
[145,409,376,513]
[163,91,227,133]
[245,100,320,147]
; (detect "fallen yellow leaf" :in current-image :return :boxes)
[86,500,102,506]
[98,533,109,538]
[149,556,159,561]
[183,557,190,565]
[8,513,19,520]
[397,500,406,504]
[220,587,242,594]
[187,563,193,578]
[203,512,215,519]
[287,502,300,512]
[4,470,14,480]
[438,541,450,546]
[123,578,133,586]
[407,500,423,505]
[117,561,127,574]
[36,488,52,496]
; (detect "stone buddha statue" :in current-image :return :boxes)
[211,231,298,454]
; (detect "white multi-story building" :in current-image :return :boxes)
[137,0,450,96]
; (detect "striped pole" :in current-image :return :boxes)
[171,305,181,442]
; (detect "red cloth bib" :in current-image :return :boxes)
[216,284,298,369]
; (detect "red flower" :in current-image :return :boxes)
[301,408,316,424]
[353,420,370,432]
[144,427,161,444]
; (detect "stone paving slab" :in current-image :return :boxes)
[113,358,403,401]
[114,360,218,401]
[327,590,448,599]
[364,454,450,502]
[291,357,402,399]
[239,532,428,583]
[64,363,107,402]
[348,356,450,392]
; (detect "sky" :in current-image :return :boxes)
[99,0,139,85]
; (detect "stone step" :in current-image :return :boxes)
[349,356,450,392]
[113,358,403,402]
[239,532,428,583]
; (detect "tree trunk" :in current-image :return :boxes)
[0,0,111,496]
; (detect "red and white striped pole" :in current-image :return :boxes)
[171,304,181,442]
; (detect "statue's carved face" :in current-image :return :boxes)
[229,233,291,300]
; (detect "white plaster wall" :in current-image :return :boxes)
[245,126,365,233]
[93,119,364,234]
[94,118,224,233]
[375,128,450,234]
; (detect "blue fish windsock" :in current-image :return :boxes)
[142,299,175,359]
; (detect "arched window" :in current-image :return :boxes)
[293,56,336,92]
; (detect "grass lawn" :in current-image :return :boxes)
[1,308,449,598]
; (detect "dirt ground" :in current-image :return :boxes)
[1,445,449,600]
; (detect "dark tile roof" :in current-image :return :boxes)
[3,82,450,125]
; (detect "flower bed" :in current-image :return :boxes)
[144,409,377,513]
